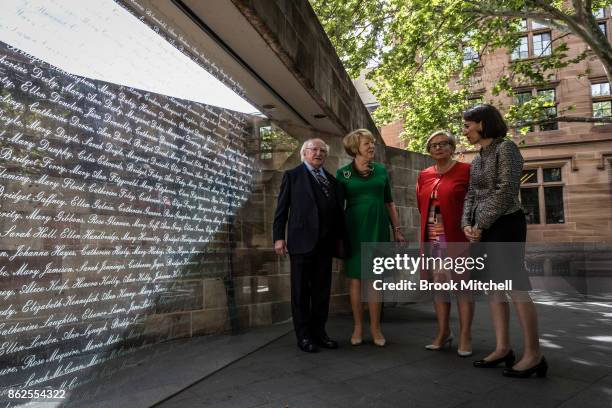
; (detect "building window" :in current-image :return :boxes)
[592,82,611,97]
[463,46,480,66]
[521,169,538,184]
[520,168,539,223]
[511,21,553,60]
[595,8,609,40]
[538,89,558,131]
[594,101,612,119]
[592,81,612,125]
[515,91,532,105]
[520,188,540,224]
[512,36,530,60]
[513,88,557,132]
[544,186,564,223]
[531,20,549,30]
[533,32,552,56]
[514,91,534,131]
[520,167,565,225]
[543,167,561,182]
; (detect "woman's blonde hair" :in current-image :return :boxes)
[425,130,456,153]
[343,128,375,157]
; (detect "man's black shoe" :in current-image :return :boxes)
[314,334,338,349]
[297,338,318,353]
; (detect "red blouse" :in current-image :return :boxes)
[416,162,471,244]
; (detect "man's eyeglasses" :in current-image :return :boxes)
[429,141,451,150]
[306,147,328,154]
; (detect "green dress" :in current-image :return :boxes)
[336,161,393,279]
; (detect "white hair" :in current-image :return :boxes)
[300,138,330,161]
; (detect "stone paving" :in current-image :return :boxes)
[154,299,612,408]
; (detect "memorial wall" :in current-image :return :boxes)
[0,1,308,405]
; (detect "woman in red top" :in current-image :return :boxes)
[416,131,474,356]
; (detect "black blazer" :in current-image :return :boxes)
[272,163,345,255]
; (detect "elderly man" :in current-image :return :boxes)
[273,138,344,352]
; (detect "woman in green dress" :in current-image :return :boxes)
[336,129,405,347]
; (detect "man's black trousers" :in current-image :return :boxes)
[289,241,333,341]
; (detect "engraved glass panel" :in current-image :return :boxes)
[0,0,301,400]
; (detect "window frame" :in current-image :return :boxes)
[537,88,558,131]
[594,7,609,41]
[591,82,611,97]
[510,19,553,60]
[591,80,612,125]
[599,21,608,37]
[511,35,530,60]
[593,100,612,120]
[520,165,566,226]
[532,31,552,57]
[462,45,481,67]
[512,86,559,133]
[514,90,535,132]
[531,20,549,30]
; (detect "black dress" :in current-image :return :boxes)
[463,139,531,291]
[479,210,531,290]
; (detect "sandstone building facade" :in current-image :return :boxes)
[373,8,612,243]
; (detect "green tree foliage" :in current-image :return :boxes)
[310,0,612,152]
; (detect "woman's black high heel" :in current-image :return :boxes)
[473,350,515,368]
[502,357,548,378]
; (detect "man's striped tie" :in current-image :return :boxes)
[312,168,330,198]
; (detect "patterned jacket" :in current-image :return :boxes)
[461,138,524,230]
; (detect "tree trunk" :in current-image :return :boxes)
[580,21,612,85]
[560,10,612,84]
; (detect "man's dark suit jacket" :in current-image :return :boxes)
[273,163,345,256]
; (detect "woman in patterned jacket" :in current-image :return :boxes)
[461,104,547,378]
